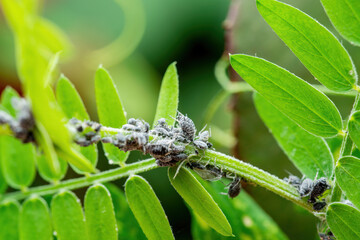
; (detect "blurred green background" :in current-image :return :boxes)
[1,0,359,239]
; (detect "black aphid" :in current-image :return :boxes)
[308,177,330,203]
[187,162,223,181]
[319,232,335,240]
[313,201,327,211]
[228,177,241,198]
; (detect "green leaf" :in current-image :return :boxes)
[168,167,233,237]
[230,54,343,137]
[0,136,36,189]
[321,0,360,46]
[254,93,333,178]
[1,86,19,117]
[51,191,88,240]
[153,62,179,127]
[95,67,129,165]
[326,203,360,239]
[20,196,52,240]
[0,163,7,194]
[336,156,360,209]
[105,183,146,240]
[348,111,360,149]
[56,75,98,172]
[256,0,357,92]
[191,180,288,240]
[0,200,20,240]
[125,175,174,240]
[33,122,63,180]
[35,153,67,183]
[84,184,118,240]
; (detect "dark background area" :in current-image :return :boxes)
[1,0,359,239]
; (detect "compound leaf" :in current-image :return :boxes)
[95,67,129,165]
[85,184,117,240]
[168,167,233,237]
[20,196,52,240]
[125,175,175,240]
[321,0,360,46]
[51,191,88,240]
[254,93,333,178]
[153,62,179,127]
[256,0,357,92]
[327,203,360,240]
[230,54,342,137]
[0,200,20,240]
[336,156,360,209]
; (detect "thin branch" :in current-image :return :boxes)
[222,0,242,159]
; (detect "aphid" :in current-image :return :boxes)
[319,232,335,240]
[284,175,301,189]
[308,177,330,203]
[144,122,150,133]
[128,118,137,125]
[92,123,102,132]
[122,124,135,131]
[299,178,313,197]
[207,142,213,149]
[313,201,327,211]
[187,162,223,181]
[198,128,210,142]
[170,153,188,162]
[0,111,13,124]
[228,177,241,198]
[193,140,208,150]
[176,112,196,142]
[101,137,113,144]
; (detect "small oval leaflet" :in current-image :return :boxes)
[254,93,334,179]
[20,196,53,240]
[51,191,88,240]
[153,62,179,128]
[95,67,129,165]
[56,75,98,173]
[256,0,357,92]
[321,0,360,47]
[335,156,360,209]
[84,184,118,240]
[230,54,343,138]
[0,200,20,240]
[168,167,233,237]
[125,175,175,240]
[326,203,360,240]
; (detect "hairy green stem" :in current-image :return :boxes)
[199,150,316,214]
[1,158,158,201]
[2,149,318,217]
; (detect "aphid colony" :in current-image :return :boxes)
[70,112,214,167]
[0,97,34,143]
[70,112,242,198]
[284,175,331,211]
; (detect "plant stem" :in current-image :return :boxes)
[331,90,360,202]
[2,158,158,201]
[2,148,318,216]
[199,150,316,214]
